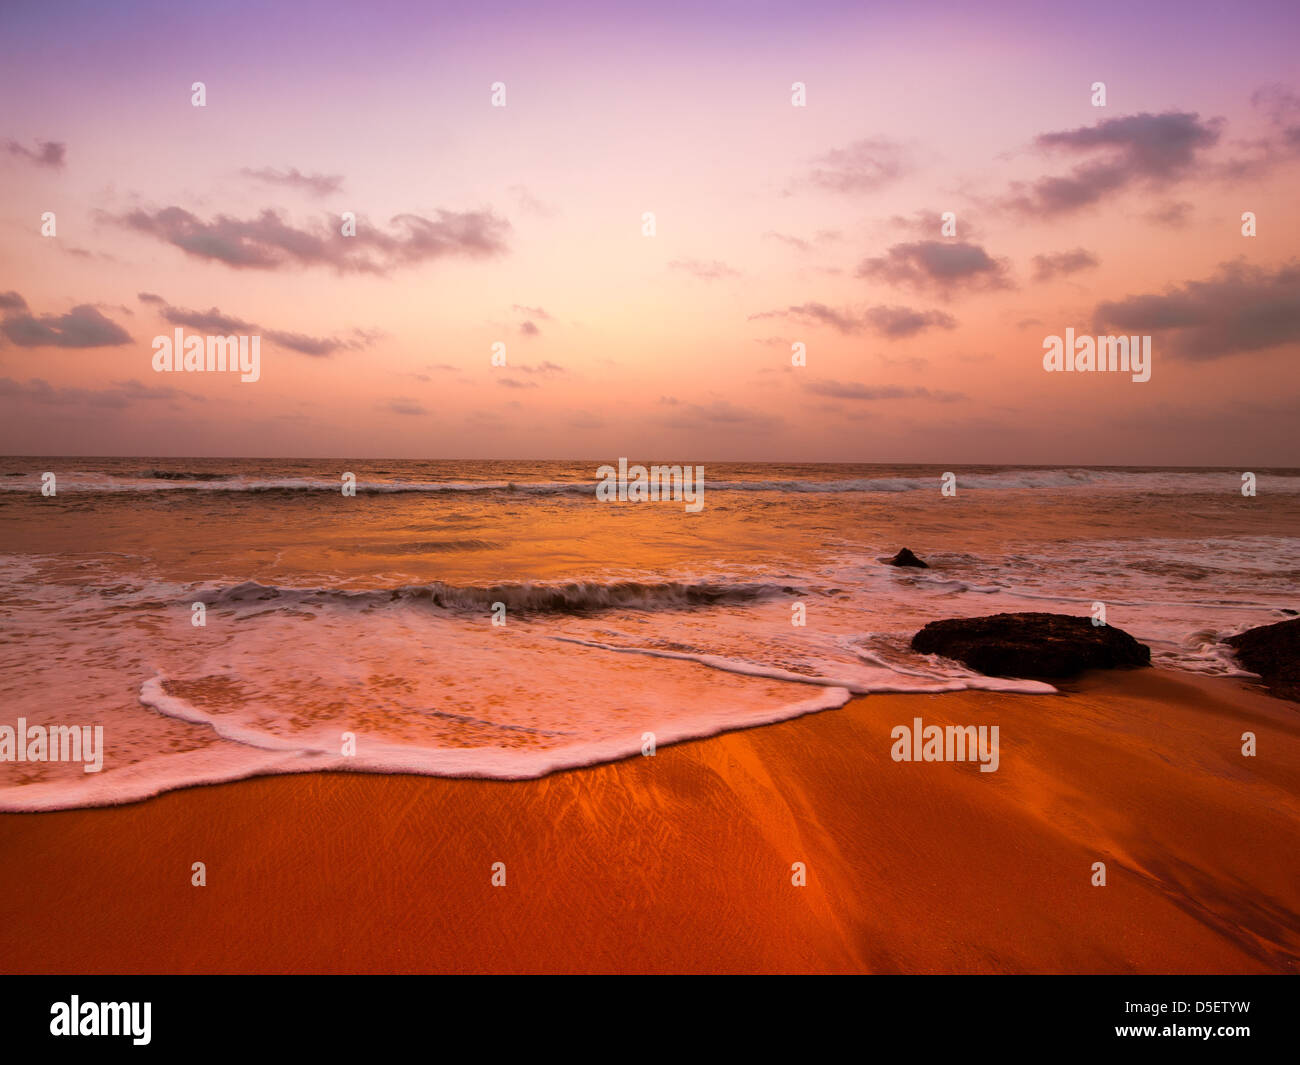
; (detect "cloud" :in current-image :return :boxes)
[806,138,908,194]
[0,302,131,348]
[0,291,27,311]
[1216,85,1300,179]
[0,376,198,408]
[879,354,929,372]
[749,301,956,337]
[763,230,842,252]
[856,240,1012,296]
[669,258,740,280]
[1144,201,1193,228]
[1251,83,1300,143]
[1092,260,1300,360]
[862,305,958,337]
[109,206,510,273]
[159,304,253,333]
[496,377,537,388]
[1032,248,1100,281]
[519,320,540,336]
[750,302,862,334]
[153,299,373,357]
[658,399,782,433]
[137,292,165,305]
[1006,111,1221,216]
[886,210,977,240]
[514,361,565,375]
[511,304,552,320]
[6,139,65,169]
[241,167,344,197]
[803,379,965,402]
[509,185,559,218]
[383,399,429,415]
[569,410,604,429]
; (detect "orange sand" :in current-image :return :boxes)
[1,669,1297,974]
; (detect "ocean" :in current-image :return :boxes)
[2,458,1297,810]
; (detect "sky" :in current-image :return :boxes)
[1,0,1298,464]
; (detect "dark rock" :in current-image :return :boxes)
[886,547,928,568]
[1226,618,1300,703]
[911,611,1150,679]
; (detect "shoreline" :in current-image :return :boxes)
[1,668,1297,974]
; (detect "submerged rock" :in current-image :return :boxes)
[1226,618,1300,703]
[886,547,928,568]
[911,611,1150,679]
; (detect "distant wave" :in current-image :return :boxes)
[6,468,1300,495]
[198,577,801,614]
[135,468,238,481]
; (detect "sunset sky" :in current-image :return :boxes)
[2,0,1298,464]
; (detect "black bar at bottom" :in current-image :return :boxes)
[0,975,1290,1053]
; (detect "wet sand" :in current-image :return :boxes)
[1,669,1297,973]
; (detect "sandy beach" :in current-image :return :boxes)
[2,667,1296,975]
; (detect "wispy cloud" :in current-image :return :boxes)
[1032,248,1100,281]
[669,258,740,281]
[856,240,1013,296]
[152,297,376,357]
[108,206,510,274]
[0,296,131,348]
[241,167,344,197]
[1093,260,1300,360]
[6,139,65,169]
[804,138,909,194]
[803,379,965,402]
[1006,111,1221,216]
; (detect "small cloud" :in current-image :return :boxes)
[108,205,510,274]
[1031,248,1100,282]
[6,139,65,169]
[151,298,373,357]
[658,399,782,433]
[0,291,27,311]
[805,138,908,194]
[887,210,979,240]
[750,301,956,337]
[497,377,537,388]
[569,410,604,429]
[763,230,841,253]
[509,185,559,218]
[0,302,131,348]
[1093,259,1300,360]
[519,320,540,336]
[1006,111,1221,217]
[383,399,429,415]
[0,376,199,408]
[241,167,344,197]
[862,305,957,337]
[669,258,740,281]
[750,302,862,334]
[803,378,964,402]
[856,240,1013,296]
[1144,201,1193,228]
[511,304,552,320]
